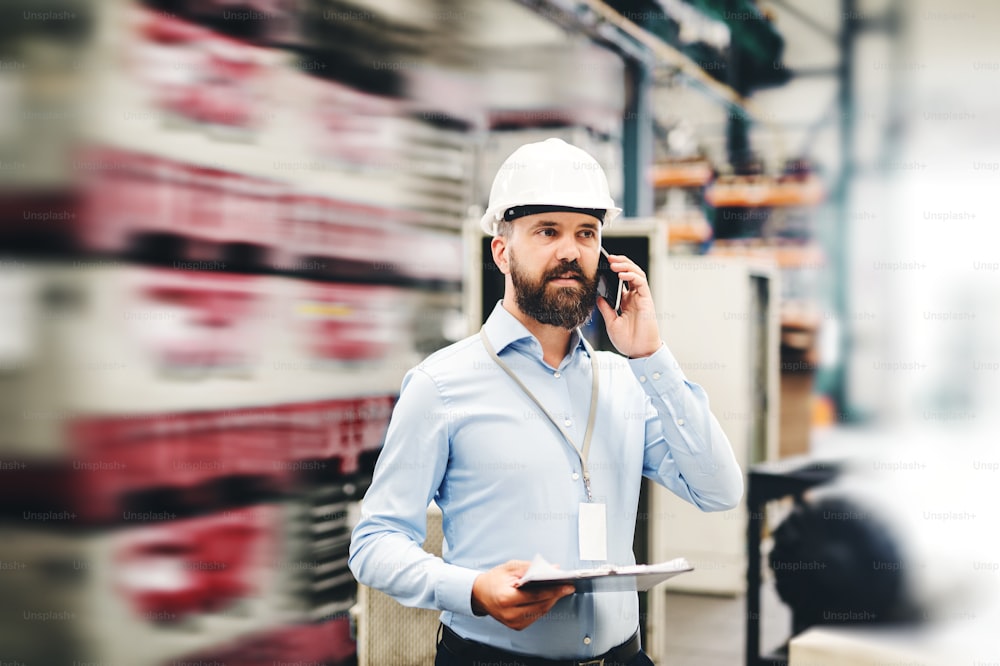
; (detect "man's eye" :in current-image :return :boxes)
[539,228,556,236]
[580,230,596,238]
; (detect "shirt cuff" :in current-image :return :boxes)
[436,564,482,617]
[627,342,686,395]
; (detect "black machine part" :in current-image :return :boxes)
[769,494,921,633]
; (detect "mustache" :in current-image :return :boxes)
[544,262,585,281]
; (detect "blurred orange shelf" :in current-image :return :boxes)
[660,210,713,244]
[667,223,712,243]
[668,221,713,243]
[705,175,824,207]
[651,161,714,188]
[710,243,825,269]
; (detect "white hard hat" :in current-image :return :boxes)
[480,138,622,236]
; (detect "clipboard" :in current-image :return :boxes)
[514,554,694,593]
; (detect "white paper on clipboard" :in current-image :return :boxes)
[514,554,693,593]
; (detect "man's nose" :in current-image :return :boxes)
[554,234,582,262]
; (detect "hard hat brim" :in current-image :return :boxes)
[479,205,622,235]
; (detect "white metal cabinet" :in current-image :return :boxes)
[649,256,779,586]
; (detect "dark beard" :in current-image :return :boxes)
[510,254,598,329]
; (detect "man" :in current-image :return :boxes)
[349,138,743,665]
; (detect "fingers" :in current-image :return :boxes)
[606,254,644,276]
[607,255,650,297]
[497,585,575,630]
[512,584,575,605]
[595,293,618,321]
[499,595,569,631]
[597,254,661,357]
[472,561,576,630]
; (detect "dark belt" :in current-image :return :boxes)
[438,623,641,666]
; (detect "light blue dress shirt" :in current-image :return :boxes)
[349,301,743,660]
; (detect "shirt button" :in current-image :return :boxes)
[677,418,685,426]
[639,376,647,383]
[652,372,661,380]
[554,371,561,378]
[564,419,572,427]
[583,636,592,645]
[572,472,580,480]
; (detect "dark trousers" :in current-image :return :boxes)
[435,626,656,666]
[436,644,655,666]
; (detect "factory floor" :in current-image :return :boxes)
[660,579,792,666]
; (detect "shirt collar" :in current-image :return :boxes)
[481,300,588,358]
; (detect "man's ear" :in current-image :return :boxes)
[490,235,510,275]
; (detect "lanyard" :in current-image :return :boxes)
[479,329,599,502]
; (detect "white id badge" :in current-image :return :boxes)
[578,502,608,561]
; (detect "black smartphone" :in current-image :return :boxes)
[597,246,626,313]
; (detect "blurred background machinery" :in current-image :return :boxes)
[1,0,467,663]
[2,0,1000,665]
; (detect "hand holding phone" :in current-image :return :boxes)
[597,246,627,314]
[594,249,662,359]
